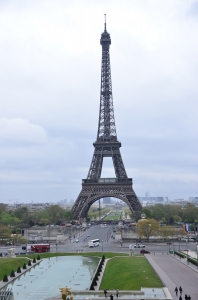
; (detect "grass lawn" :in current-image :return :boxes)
[0,258,29,281]
[103,212,121,221]
[100,256,164,290]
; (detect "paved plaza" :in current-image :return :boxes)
[146,253,198,300]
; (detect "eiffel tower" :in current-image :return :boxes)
[72,17,142,220]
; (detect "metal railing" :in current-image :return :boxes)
[82,178,132,184]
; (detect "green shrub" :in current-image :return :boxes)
[23,263,27,269]
[10,270,15,277]
[3,274,8,282]
[28,260,31,266]
[175,251,186,259]
[17,266,21,273]
[37,255,40,260]
[33,257,36,263]
[188,257,198,266]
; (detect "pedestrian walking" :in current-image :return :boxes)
[188,296,191,300]
[104,289,107,297]
[110,294,114,300]
[179,286,183,295]
[115,288,119,298]
[185,295,188,300]
[175,287,178,296]
[179,296,182,300]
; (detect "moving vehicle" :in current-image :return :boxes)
[26,244,50,253]
[134,243,145,248]
[88,239,100,247]
[140,249,150,254]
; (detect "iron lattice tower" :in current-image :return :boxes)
[72,19,142,220]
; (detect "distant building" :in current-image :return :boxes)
[139,196,169,206]
[189,197,198,203]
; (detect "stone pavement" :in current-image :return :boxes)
[145,253,198,300]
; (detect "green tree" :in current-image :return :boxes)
[141,208,152,219]
[159,226,176,239]
[173,215,182,223]
[183,203,198,223]
[64,210,73,222]
[14,206,29,223]
[137,218,159,240]
[0,212,20,226]
[0,203,7,215]
[45,205,65,224]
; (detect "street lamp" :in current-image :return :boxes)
[147,224,151,243]
[102,240,103,253]
[196,242,198,270]
[186,240,189,265]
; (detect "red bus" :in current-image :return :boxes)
[27,244,50,253]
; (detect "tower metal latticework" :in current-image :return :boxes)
[72,19,142,220]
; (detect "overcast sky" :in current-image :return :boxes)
[0,0,198,204]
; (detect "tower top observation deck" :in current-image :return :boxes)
[100,14,111,45]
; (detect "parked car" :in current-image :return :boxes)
[181,238,188,242]
[181,238,195,242]
[166,242,172,245]
[134,244,145,248]
[75,239,79,243]
[140,249,150,254]
[5,242,12,246]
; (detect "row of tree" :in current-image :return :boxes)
[137,218,187,240]
[1,202,198,230]
[132,203,198,225]
[0,203,72,229]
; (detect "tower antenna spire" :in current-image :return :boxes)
[104,14,106,31]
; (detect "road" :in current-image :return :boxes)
[0,224,197,255]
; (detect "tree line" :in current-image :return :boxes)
[0,203,73,229]
[132,203,198,225]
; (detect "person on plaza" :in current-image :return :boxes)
[115,288,119,298]
[179,296,182,300]
[110,294,113,300]
[188,296,191,300]
[175,287,178,296]
[179,286,183,295]
[185,295,188,300]
[104,289,107,297]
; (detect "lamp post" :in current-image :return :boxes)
[179,239,181,260]
[186,240,189,265]
[147,224,151,243]
[196,242,198,270]
[48,225,51,248]
[102,240,103,253]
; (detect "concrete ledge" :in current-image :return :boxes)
[162,288,173,300]
[0,258,41,289]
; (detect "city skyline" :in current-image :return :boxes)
[0,1,198,203]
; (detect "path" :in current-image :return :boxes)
[146,253,198,300]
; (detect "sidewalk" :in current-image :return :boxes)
[170,251,198,273]
[145,253,198,300]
